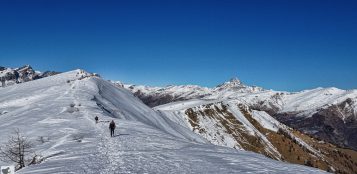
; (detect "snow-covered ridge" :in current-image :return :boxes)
[0,69,327,173]
[117,77,264,107]
[116,76,356,112]
[118,77,357,119]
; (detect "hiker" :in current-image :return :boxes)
[109,120,116,137]
[95,116,99,123]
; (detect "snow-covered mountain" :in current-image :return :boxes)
[0,65,59,87]
[0,70,327,173]
[118,77,263,107]
[155,99,357,173]
[120,79,357,151]
[116,78,357,173]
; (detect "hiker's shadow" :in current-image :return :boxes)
[114,134,129,137]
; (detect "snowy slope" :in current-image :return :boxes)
[0,70,326,173]
[155,98,357,172]
[155,100,319,158]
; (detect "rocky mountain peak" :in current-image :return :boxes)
[216,77,244,90]
[0,65,60,87]
[228,77,241,84]
[16,64,32,70]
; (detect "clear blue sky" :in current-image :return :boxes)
[0,0,356,91]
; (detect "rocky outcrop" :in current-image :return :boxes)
[0,65,60,87]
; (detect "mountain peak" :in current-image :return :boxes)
[0,65,61,87]
[229,77,241,84]
[16,64,33,71]
[216,77,243,89]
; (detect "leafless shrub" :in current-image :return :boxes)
[0,129,42,170]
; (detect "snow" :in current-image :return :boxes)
[164,105,244,149]
[155,99,217,111]
[0,70,326,173]
[158,100,283,159]
[226,103,282,158]
[280,87,345,112]
[0,68,12,77]
[132,77,357,121]
[156,98,327,162]
[251,110,279,132]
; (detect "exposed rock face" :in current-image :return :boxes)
[41,71,60,78]
[134,91,176,107]
[0,65,60,87]
[213,77,264,92]
[215,77,243,90]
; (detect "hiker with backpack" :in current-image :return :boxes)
[109,120,116,137]
[95,116,99,123]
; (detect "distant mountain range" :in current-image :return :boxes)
[0,65,59,87]
[1,65,356,173]
[116,77,357,152]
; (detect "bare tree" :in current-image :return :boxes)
[0,129,33,170]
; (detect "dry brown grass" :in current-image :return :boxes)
[291,130,357,174]
[184,102,357,174]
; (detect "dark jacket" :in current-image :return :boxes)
[109,121,116,130]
